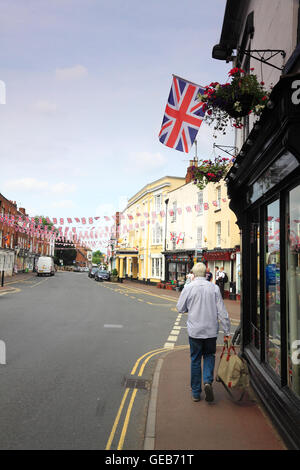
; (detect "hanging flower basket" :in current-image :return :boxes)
[190,157,231,190]
[198,68,270,135]
[221,92,255,118]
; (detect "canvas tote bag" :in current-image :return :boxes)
[216,340,250,401]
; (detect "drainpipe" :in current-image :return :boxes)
[164,198,169,282]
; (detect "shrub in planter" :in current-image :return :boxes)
[111,268,119,282]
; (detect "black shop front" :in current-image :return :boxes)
[226,74,300,449]
[162,250,205,283]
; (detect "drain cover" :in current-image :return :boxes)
[123,376,149,390]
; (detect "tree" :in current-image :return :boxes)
[92,250,104,265]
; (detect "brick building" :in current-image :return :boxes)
[0,193,54,277]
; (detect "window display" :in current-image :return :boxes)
[287,185,300,396]
[265,200,281,375]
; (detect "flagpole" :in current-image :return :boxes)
[194,140,198,162]
[172,74,204,89]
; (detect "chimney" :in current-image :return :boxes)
[19,208,26,215]
[185,158,198,184]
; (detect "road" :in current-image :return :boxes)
[0,272,237,450]
[0,272,188,450]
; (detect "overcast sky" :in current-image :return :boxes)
[0,0,234,219]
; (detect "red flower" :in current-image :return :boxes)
[262,95,267,101]
[250,67,255,71]
[228,67,245,76]
[260,81,265,85]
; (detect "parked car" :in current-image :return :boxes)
[88,267,99,278]
[36,256,55,276]
[95,270,110,282]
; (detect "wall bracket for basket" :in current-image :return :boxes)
[238,49,286,71]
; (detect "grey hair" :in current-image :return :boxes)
[191,263,206,278]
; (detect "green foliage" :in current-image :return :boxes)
[189,157,230,190]
[198,68,269,136]
[92,250,104,265]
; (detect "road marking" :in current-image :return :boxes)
[103,324,123,329]
[29,278,50,288]
[0,287,21,297]
[109,283,178,303]
[170,329,180,336]
[167,335,178,342]
[163,342,175,349]
[106,388,130,451]
[106,345,189,450]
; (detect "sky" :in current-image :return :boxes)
[0,0,234,221]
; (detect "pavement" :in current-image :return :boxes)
[0,272,37,295]
[121,280,287,451]
[0,275,288,450]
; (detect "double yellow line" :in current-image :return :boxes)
[105,345,188,450]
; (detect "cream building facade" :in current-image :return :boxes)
[115,176,185,283]
[164,175,240,295]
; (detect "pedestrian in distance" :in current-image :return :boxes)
[218,266,227,299]
[215,266,220,286]
[176,262,231,403]
[206,266,213,282]
[184,271,194,287]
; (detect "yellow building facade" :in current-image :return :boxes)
[116,176,185,283]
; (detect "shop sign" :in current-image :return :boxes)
[204,251,233,261]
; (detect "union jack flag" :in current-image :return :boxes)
[159,75,205,153]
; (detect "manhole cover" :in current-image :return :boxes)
[123,376,149,390]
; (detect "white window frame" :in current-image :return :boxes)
[172,201,177,222]
[197,226,203,247]
[155,194,162,213]
[198,191,204,215]
[216,222,221,247]
[151,257,162,278]
[217,186,221,209]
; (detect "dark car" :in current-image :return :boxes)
[95,270,110,282]
[88,267,99,278]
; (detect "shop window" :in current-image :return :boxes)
[250,212,261,352]
[265,199,281,376]
[250,151,299,204]
[168,262,176,281]
[177,263,186,282]
[287,185,300,396]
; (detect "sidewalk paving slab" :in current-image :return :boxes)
[146,347,287,450]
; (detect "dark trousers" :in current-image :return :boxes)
[218,282,225,298]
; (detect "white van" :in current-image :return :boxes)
[36,256,55,276]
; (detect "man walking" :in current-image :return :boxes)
[218,266,227,299]
[176,263,231,403]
